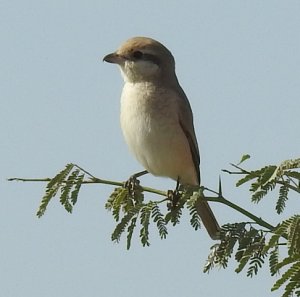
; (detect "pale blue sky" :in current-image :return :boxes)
[1,1,300,297]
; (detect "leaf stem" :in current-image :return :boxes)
[7,175,275,231]
[8,177,167,197]
[206,195,275,231]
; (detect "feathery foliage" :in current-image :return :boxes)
[204,223,266,276]
[186,190,203,231]
[151,203,168,239]
[263,216,300,296]
[36,164,85,217]
[105,180,168,249]
[12,155,299,297]
[233,158,300,213]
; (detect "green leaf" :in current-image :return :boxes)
[36,163,74,217]
[260,165,277,186]
[277,255,300,271]
[279,158,300,171]
[60,169,81,213]
[236,168,264,187]
[189,207,202,231]
[235,250,252,274]
[70,173,84,205]
[271,261,300,291]
[111,205,141,243]
[151,204,167,239]
[269,246,279,276]
[251,181,276,203]
[285,171,300,180]
[276,182,290,214]
[105,187,129,222]
[247,253,266,277]
[238,154,251,165]
[165,193,186,226]
[287,215,300,256]
[127,217,137,250]
[140,204,152,247]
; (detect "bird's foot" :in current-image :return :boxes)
[124,170,148,198]
[124,175,140,197]
[167,177,183,210]
[167,190,182,210]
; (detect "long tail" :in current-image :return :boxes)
[194,199,220,240]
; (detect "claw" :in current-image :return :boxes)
[166,187,181,210]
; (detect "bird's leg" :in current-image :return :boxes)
[124,170,148,197]
[167,177,182,210]
[175,177,181,192]
[132,170,149,179]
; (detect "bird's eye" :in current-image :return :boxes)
[132,51,143,59]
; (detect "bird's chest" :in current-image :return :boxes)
[120,83,177,154]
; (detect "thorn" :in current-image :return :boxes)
[218,176,223,198]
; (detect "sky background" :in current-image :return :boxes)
[1,1,300,297]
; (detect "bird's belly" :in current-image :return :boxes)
[120,83,197,184]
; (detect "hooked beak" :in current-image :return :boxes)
[103,52,125,64]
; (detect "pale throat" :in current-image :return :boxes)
[119,60,160,83]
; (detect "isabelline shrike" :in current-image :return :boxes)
[103,37,220,239]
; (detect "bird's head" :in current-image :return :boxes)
[103,37,177,84]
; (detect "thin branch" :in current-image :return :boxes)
[7,176,276,232]
[229,163,251,174]
[222,170,245,175]
[73,164,97,179]
[8,177,52,182]
[206,195,275,231]
[8,176,167,197]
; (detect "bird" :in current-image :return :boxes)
[103,36,220,240]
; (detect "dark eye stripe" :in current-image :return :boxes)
[142,53,161,65]
[132,51,143,59]
[131,51,160,65]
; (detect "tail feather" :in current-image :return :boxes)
[194,199,220,240]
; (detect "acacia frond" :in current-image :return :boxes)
[127,217,137,250]
[204,223,247,272]
[186,191,202,231]
[238,154,251,165]
[285,171,300,180]
[277,255,300,271]
[111,205,141,243]
[235,228,265,275]
[278,158,300,173]
[276,181,290,214]
[140,203,152,247]
[29,157,300,296]
[271,261,300,295]
[287,215,300,256]
[205,223,267,278]
[189,207,202,231]
[36,163,74,217]
[247,252,267,277]
[251,181,276,203]
[151,203,168,239]
[165,195,185,226]
[70,173,84,205]
[60,168,81,213]
[236,165,278,203]
[105,187,129,221]
[236,168,266,187]
[106,189,168,248]
[261,216,300,296]
[269,246,280,276]
[234,158,300,214]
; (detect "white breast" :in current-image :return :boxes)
[120,82,197,185]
